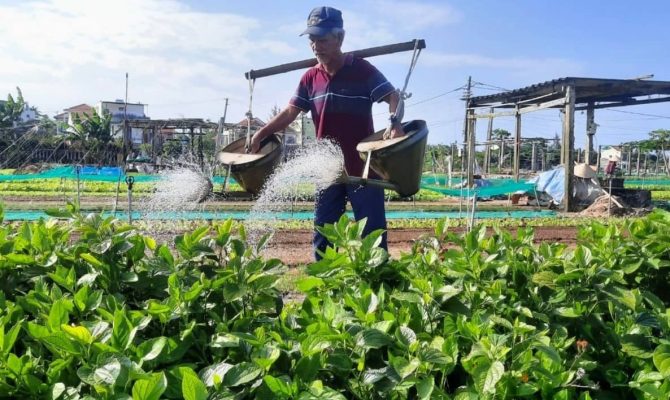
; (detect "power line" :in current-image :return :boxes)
[604,108,670,120]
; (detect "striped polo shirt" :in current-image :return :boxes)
[289,53,395,177]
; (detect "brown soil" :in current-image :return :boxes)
[262,226,581,266]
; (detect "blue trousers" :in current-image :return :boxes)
[313,183,388,260]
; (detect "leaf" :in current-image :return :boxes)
[653,344,670,377]
[137,336,167,362]
[200,362,233,387]
[222,362,262,387]
[355,329,393,349]
[132,372,167,400]
[621,334,654,359]
[264,375,293,398]
[41,333,81,355]
[296,276,325,292]
[80,252,103,267]
[181,368,208,400]
[397,326,417,347]
[93,358,122,386]
[61,324,93,345]
[416,377,435,400]
[483,361,504,394]
[535,344,562,365]
[252,345,281,370]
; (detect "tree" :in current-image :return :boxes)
[67,108,113,163]
[0,87,26,139]
[648,129,670,175]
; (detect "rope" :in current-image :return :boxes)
[245,77,256,152]
[395,39,423,123]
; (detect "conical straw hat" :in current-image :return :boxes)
[574,163,596,179]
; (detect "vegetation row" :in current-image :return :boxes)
[0,206,670,399]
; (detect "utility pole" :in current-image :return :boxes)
[484,107,493,175]
[123,73,129,164]
[216,98,229,152]
[462,76,472,178]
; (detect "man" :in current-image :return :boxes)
[250,6,405,260]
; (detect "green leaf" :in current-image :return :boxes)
[80,252,103,267]
[41,333,81,355]
[483,361,504,394]
[355,329,393,349]
[181,368,208,400]
[252,345,281,370]
[264,375,293,398]
[132,372,167,400]
[137,336,167,362]
[61,324,93,345]
[653,344,670,377]
[621,334,654,359]
[296,276,325,292]
[200,362,233,387]
[222,362,262,387]
[416,377,435,400]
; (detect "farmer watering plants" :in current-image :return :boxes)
[249,6,405,260]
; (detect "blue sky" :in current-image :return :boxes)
[1,0,669,148]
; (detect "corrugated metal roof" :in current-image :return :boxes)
[469,77,670,107]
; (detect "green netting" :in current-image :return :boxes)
[624,179,670,187]
[0,166,236,184]
[420,175,534,197]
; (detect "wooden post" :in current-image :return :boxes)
[596,145,602,176]
[643,152,648,176]
[627,145,633,176]
[484,107,493,174]
[562,85,576,212]
[513,104,521,182]
[585,104,595,165]
[636,146,641,177]
[499,137,504,171]
[531,141,537,172]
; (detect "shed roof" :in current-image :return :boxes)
[468,77,670,109]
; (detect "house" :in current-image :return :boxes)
[19,102,39,123]
[95,100,149,144]
[54,103,94,134]
[221,117,266,147]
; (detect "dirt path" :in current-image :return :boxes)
[262,226,581,265]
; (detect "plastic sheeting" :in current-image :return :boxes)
[530,166,605,204]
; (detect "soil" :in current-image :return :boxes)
[262,226,581,266]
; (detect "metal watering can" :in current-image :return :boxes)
[216,134,283,195]
[340,120,429,197]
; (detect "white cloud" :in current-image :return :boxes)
[0,0,299,118]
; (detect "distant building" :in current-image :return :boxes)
[289,112,316,145]
[54,103,94,134]
[95,100,149,143]
[19,102,39,123]
[221,117,266,147]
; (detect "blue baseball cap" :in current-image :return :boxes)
[300,6,343,36]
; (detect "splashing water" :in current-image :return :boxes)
[245,140,344,244]
[141,167,213,214]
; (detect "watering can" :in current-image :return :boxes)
[216,133,284,195]
[339,120,429,197]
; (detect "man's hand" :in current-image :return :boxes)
[383,122,406,140]
[249,132,264,153]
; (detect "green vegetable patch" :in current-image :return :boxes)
[0,204,669,399]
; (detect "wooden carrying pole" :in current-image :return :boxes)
[245,39,426,80]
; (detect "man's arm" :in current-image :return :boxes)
[382,90,405,139]
[249,106,302,153]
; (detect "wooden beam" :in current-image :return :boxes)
[513,105,521,182]
[585,104,595,165]
[575,95,670,110]
[562,86,576,212]
[469,97,565,119]
[245,39,426,80]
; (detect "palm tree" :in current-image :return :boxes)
[67,109,113,164]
